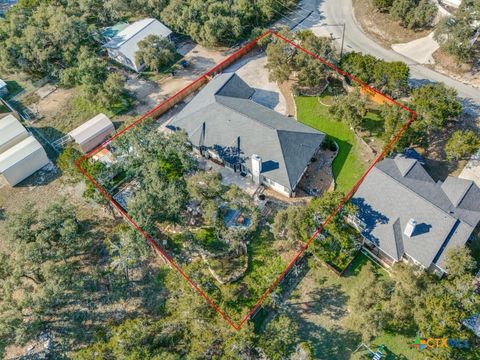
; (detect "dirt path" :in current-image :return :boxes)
[278,80,296,117]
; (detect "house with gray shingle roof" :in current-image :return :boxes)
[170,73,325,197]
[104,18,172,72]
[352,154,480,275]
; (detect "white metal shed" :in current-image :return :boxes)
[0,114,29,153]
[0,136,50,186]
[69,113,115,152]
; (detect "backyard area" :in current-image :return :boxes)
[296,92,379,193]
[285,252,424,360]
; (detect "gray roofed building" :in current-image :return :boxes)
[104,18,172,72]
[352,154,480,275]
[170,73,325,197]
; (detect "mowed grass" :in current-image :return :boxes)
[296,95,367,193]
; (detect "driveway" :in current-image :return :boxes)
[391,32,439,65]
[280,0,480,115]
[225,52,287,114]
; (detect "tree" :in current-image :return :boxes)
[97,72,125,108]
[259,315,299,359]
[414,247,479,338]
[445,130,480,161]
[380,102,420,150]
[57,145,83,183]
[108,224,150,285]
[340,52,378,83]
[135,34,177,72]
[187,171,223,202]
[272,205,309,248]
[386,263,429,332]
[0,3,90,76]
[329,89,367,131]
[266,28,297,83]
[340,52,409,97]
[390,0,437,29]
[0,202,88,347]
[434,1,478,63]
[294,30,338,88]
[444,246,477,278]
[346,262,389,342]
[60,46,107,88]
[372,61,409,97]
[411,83,462,129]
[373,0,394,10]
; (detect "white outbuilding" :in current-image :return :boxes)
[69,113,115,153]
[0,136,50,186]
[0,114,29,153]
[104,18,173,72]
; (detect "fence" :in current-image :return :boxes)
[147,38,259,120]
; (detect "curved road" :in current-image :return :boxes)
[292,0,480,114]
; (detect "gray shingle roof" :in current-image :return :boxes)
[353,154,480,271]
[171,73,324,191]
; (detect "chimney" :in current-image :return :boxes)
[404,218,417,237]
[251,154,262,184]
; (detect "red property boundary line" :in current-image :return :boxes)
[75,30,416,331]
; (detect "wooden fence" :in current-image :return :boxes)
[148,39,259,120]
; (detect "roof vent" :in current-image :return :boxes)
[404,218,417,237]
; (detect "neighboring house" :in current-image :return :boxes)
[0,114,49,186]
[351,154,480,276]
[0,79,8,97]
[170,73,325,197]
[103,18,172,72]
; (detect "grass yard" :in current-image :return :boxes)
[285,252,423,360]
[296,95,368,193]
[32,87,132,143]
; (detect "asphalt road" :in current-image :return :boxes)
[281,0,480,114]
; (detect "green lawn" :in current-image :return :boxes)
[296,95,367,193]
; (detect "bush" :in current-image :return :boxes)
[321,136,338,151]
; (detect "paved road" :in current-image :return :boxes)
[283,0,480,114]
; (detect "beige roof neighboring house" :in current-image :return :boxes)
[0,136,49,186]
[459,150,480,188]
[69,113,115,153]
[0,114,29,153]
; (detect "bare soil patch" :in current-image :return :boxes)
[279,80,297,117]
[431,49,480,88]
[353,0,432,48]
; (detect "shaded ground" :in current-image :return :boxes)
[352,0,432,48]
[296,149,335,197]
[431,48,480,88]
[284,252,423,360]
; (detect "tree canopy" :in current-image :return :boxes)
[135,34,177,72]
[372,0,437,29]
[340,52,409,97]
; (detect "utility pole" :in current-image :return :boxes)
[340,22,346,58]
